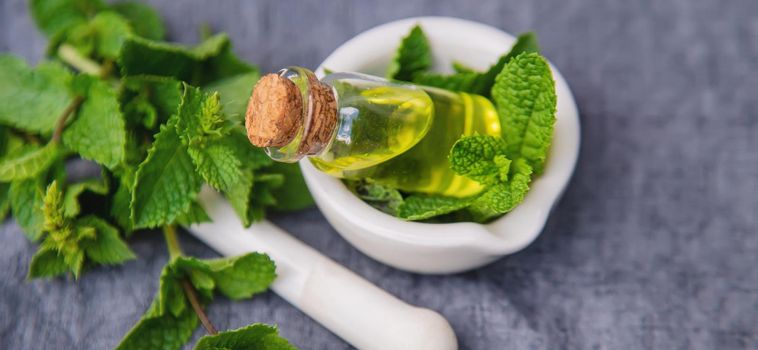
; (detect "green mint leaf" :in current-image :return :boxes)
[225,170,255,227]
[9,178,46,241]
[470,32,539,97]
[35,181,89,278]
[171,253,276,300]
[412,72,479,92]
[249,173,284,222]
[78,215,135,264]
[0,183,9,220]
[63,177,109,218]
[111,1,165,40]
[202,253,276,300]
[452,61,476,73]
[467,159,533,222]
[119,34,255,85]
[173,86,242,191]
[224,128,273,170]
[0,55,73,134]
[64,11,132,60]
[174,86,225,146]
[122,76,183,125]
[448,135,511,185]
[0,143,60,182]
[62,75,126,169]
[131,120,203,228]
[266,162,314,212]
[28,247,69,278]
[111,167,135,233]
[397,194,476,221]
[188,144,241,191]
[345,180,403,216]
[203,71,260,122]
[412,32,539,97]
[30,0,105,37]
[386,25,432,81]
[194,323,296,350]
[118,252,276,350]
[175,200,211,227]
[115,300,198,350]
[447,135,533,222]
[492,52,556,174]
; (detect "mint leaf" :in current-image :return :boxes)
[171,253,276,301]
[224,128,272,170]
[266,162,314,212]
[111,1,165,40]
[225,171,255,227]
[203,71,260,122]
[0,55,73,134]
[62,75,126,169]
[346,180,403,216]
[123,76,183,123]
[469,32,539,97]
[492,52,556,174]
[0,183,9,220]
[411,32,539,97]
[32,181,93,278]
[249,173,284,222]
[174,86,225,146]
[78,215,135,265]
[64,11,132,60]
[63,177,109,217]
[0,143,60,182]
[447,136,533,222]
[111,167,135,233]
[189,144,241,191]
[175,201,211,226]
[448,135,511,185]
[174,86,242,191]
[119,34,255,85]
[131,120,202,228]
[118,252,277,350]
[467,159,532,222]
[452,61,476,73]
[194,324,296,350]
[202,253,276,300]
[412,72,479,92]
[397,194,475,221]
[386,25,432,81]
[30,0,105,37]
[115,300,198,350]
[28,247,69,278]
[9,178,46,241]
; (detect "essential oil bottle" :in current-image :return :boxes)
[246,67,501,198]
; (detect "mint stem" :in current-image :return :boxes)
[162,225,183,260]
[57,44,103,76]
[52,96,84,144]
[182,279,219,335]
[162,225,219,335]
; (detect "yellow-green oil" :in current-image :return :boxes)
[310,84,501,197]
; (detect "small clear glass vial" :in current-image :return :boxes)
[246,66,501,197]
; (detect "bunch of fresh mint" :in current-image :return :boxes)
[0,0,312,348]
[348,25,557,223]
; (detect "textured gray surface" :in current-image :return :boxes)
[2,0,758,349]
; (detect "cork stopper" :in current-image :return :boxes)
[245,72,337,155]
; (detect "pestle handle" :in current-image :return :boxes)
[186,189,457,350]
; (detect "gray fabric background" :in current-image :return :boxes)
[2,0,757,349]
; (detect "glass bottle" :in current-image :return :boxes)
[246,66,501,198]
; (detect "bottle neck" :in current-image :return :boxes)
[263,67,338,163]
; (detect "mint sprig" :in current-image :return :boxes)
[3,1,311,348]
[354,26,556,223]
